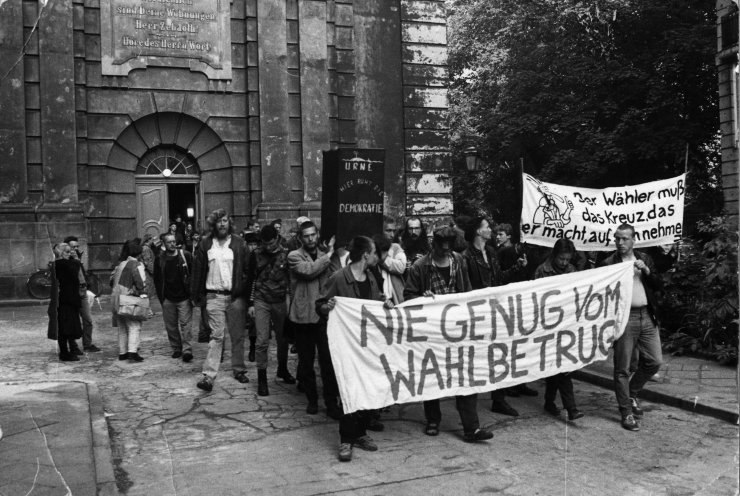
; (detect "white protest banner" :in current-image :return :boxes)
[520,173,685,251]
[327,262,634,414]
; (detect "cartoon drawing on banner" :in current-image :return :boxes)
[528,176,574,228]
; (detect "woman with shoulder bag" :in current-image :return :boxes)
[111,241,148,362]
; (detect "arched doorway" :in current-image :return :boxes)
[135,146,202,239]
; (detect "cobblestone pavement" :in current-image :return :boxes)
[1,302,738,495]
[580,348,738,422]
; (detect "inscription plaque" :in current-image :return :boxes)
[100,0,232,80]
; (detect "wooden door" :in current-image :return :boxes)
[136,183,167,239]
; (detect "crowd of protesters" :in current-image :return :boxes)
[46,208,667,461]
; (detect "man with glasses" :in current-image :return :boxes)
[399,216,430,272]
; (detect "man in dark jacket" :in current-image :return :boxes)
[599,223,663,432]
[316,236,389,462]
[154,233,194,362]
[405,226,493,443]
[461,217,521,417]
[246,225,296,396]
[191,209,250,391]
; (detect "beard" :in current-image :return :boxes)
[212,222,231,240]
[401,232,430,257]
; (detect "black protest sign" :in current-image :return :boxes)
[321,149,385,244]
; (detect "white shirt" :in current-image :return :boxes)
[624,253,648,308]
[206,237,233,291]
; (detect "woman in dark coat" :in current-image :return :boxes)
[48,243,84,361]
[534,238,584,421]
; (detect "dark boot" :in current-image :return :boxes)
[257,369,269,396]
[248,336,256,362]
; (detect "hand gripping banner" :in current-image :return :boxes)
[520,173,685,251]
[327,262,634,414]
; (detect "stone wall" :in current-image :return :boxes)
[716,0,739,225]
[0,0,451,299]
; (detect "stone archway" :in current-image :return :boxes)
[106,112,233,238]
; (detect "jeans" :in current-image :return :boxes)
[253,298,288,371]
[80,290,95,347]
[202,294,247,379]
[116,316,142,353]
[613,307,663,416]
[294,322,339,407]
[423,394,480,434]
[545,373,576,410]
[162,298,193,354]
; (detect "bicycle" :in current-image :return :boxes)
[27,263,53,300]
[27,264,102,300]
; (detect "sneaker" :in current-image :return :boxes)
[197,376,213,392]
[128,353,144,362]
[491,401,519,417]
[172,351,183,359]
[463,428,494,443]
[338,443,353,462]
[567,409,584,421]
[83,344,101,352]
[276,369,297,384]
[306,402,319,415]
[353,435,378,451]
[630,397,644,418]
[182,352,193,363]
[366,418,385,432]
[621,414,639,431]
[544,402,561,416]
[234,371,250,384]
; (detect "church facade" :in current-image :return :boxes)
[0,0,452,298]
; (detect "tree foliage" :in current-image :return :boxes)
[448,0,722,223]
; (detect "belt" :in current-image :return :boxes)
[207,290,231,295]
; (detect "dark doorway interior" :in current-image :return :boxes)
[168,184,197,230]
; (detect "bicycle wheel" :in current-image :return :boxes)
[87,273,102,296]
[27,271,52,300]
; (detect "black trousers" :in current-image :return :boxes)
[339,410,372,443]
[57,336,77,355]
[545,373,576,409]
[294,322,339,407]
[423,394,480,434]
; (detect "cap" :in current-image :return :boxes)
[296,216,311,225]
[244,231,260,244]
[260,224,279,241]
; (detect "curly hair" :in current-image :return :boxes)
[207,209,233,237]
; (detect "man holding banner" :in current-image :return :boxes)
[404,226,494,443]
[317,236,392,462]
[600,223,663,431]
